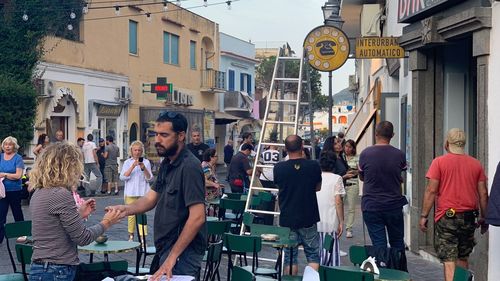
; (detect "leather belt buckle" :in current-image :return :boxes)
[445,208,456,218]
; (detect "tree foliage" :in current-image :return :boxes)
[256,55,327,110]
[0,0,84,151]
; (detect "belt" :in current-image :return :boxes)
[444,209,478,219]
[345,182,356,187]
[32,260,74,268]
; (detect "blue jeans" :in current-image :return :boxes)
[0,190,25,244]
[29,263,77,281]
[363,208,405,250]
[285,224,320,266]
[157,246,203,280]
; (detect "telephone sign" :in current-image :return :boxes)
[304,25,350,72]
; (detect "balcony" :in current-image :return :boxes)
[201,69,226,93]
[223,91,253,118]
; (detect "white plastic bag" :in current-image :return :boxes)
[0,177,5,199]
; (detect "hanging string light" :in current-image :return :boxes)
[70,11,76,19]
[226,1,231,10]
[204,0,208,7]
[163,1,169,11]
[22,11,28,21]
[82,3,89,14]
[67,24,74,30]
[114,6,121,16]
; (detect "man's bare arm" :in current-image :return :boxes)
[106,189,159,218]
[478,181,488,218]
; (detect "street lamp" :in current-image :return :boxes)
[322,0,344,137]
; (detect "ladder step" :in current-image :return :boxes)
[260,142,285,147]
[255,164,276,169]
[268,99,299,103]
[274,78,300,82]
[249,187,279,192]
[277,57,301,61]
[246,209,280,216]
[264,121,295,125]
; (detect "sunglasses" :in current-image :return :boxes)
[159,111,180,119]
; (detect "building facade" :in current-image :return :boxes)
[34,1,224,169]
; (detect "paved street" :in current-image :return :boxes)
[0,166,444,281]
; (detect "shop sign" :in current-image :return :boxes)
[355,37,404,59]
[398,0,461,23]
[303,25,350,72]
[97,104,122,117]
[170,90,193,107]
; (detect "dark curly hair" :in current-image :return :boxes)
[319,151,337,172]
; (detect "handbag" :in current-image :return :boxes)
[0,178,5,199]
[232,178,243,187]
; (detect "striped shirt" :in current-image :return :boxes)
[30,187,105,265]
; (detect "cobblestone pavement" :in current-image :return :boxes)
[0,165,444,281]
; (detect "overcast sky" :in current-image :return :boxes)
[190,0,354,95]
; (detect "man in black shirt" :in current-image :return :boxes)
[187,129,209,162]
[274,135,322,275]
[228,143,253,193]
[107,112,206,280]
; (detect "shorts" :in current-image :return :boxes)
[104,164,119,183]
[285,224,320,266]
[434,214,476,262]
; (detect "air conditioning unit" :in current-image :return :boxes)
[348,75,358,91]
[39,79,54,97]
[361,4,382,37]
[117,86,131,101]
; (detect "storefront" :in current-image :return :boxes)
[398,0,491,278]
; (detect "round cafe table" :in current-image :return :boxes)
[78,240,141,273]
[337,266,410,281]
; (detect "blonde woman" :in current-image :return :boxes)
[0,136,25,244]
[29,143,122,281]
[120,140,153,241]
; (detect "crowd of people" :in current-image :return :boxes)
[0,112,493,281]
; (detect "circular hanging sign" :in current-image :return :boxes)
[303,25,350,72]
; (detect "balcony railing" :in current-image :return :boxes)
[201,69,225,92]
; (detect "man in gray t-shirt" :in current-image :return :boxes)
[104,136,120,195]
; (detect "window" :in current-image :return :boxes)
[129,20,138,55]
[190,41,196,69]
[247,74,252,94]
[163,32,179,65]
[228,70,235,91]
[240,73,245,91]
[239,73,252,94]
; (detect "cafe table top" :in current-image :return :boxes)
[78,240,141,254]
[337,266,410,281]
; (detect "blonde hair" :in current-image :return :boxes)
[30,142,83,190]
[129,140,145,157]
[2,136,20,152]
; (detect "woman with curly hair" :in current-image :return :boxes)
[29,142,123,281]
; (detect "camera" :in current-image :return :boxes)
[138,157,144,163]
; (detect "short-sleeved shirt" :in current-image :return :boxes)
[426,153,487,222]
[0,153,25,191]
[187,143,209,162]
[152,148,207,254]
[259,149,280,182]
[104,143,120,166]
[274,158,322,229]
[359,145,408,212]
[228,152,251,183]
[82,141,97,164]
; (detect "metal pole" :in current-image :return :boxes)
[328,71,333,137]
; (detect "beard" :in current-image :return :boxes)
[156,142,179,157]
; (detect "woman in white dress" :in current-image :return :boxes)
[316,150,345,266]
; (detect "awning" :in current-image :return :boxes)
[215,111,240,125]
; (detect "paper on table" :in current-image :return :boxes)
[302,265,320,281]
[147,275,194,281]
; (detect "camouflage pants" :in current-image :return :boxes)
[434,215,476,262]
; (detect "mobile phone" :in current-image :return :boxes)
[138,157,144,162]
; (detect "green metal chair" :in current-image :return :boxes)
[224,234,278,281]
[226,193,244,200]
[231,266,255,281]
[319,266,374,281]
[349,245,368,266]
[219,198,246,233]
[203,240,224,281]
[135,213,156,268]
[0,274,24,281]
[15,244,33,281]
[207,220,231,243]
[75,260,129,280]
[453,266,473,281]
[5,221,32,274]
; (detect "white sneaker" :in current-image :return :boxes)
[346,231,353,238]
[339,250,348,257]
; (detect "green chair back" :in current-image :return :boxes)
[258,191,273,202]
[14,244,32,265]
[453,266,473,281]
[136,213,148,225]
[76,260,128,272]
[319,266,374,281]
[249,196,261,208]
[219,198,246,211]
[5,221,32,239]
[250,224,290,241]
[226,193,244,200]
[231,266,255,281]
[224,233,262,253]
[349,245,368,266]
[207,220,231,243]
[243,212,255,227]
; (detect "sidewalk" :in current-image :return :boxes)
[0,165,444,280]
